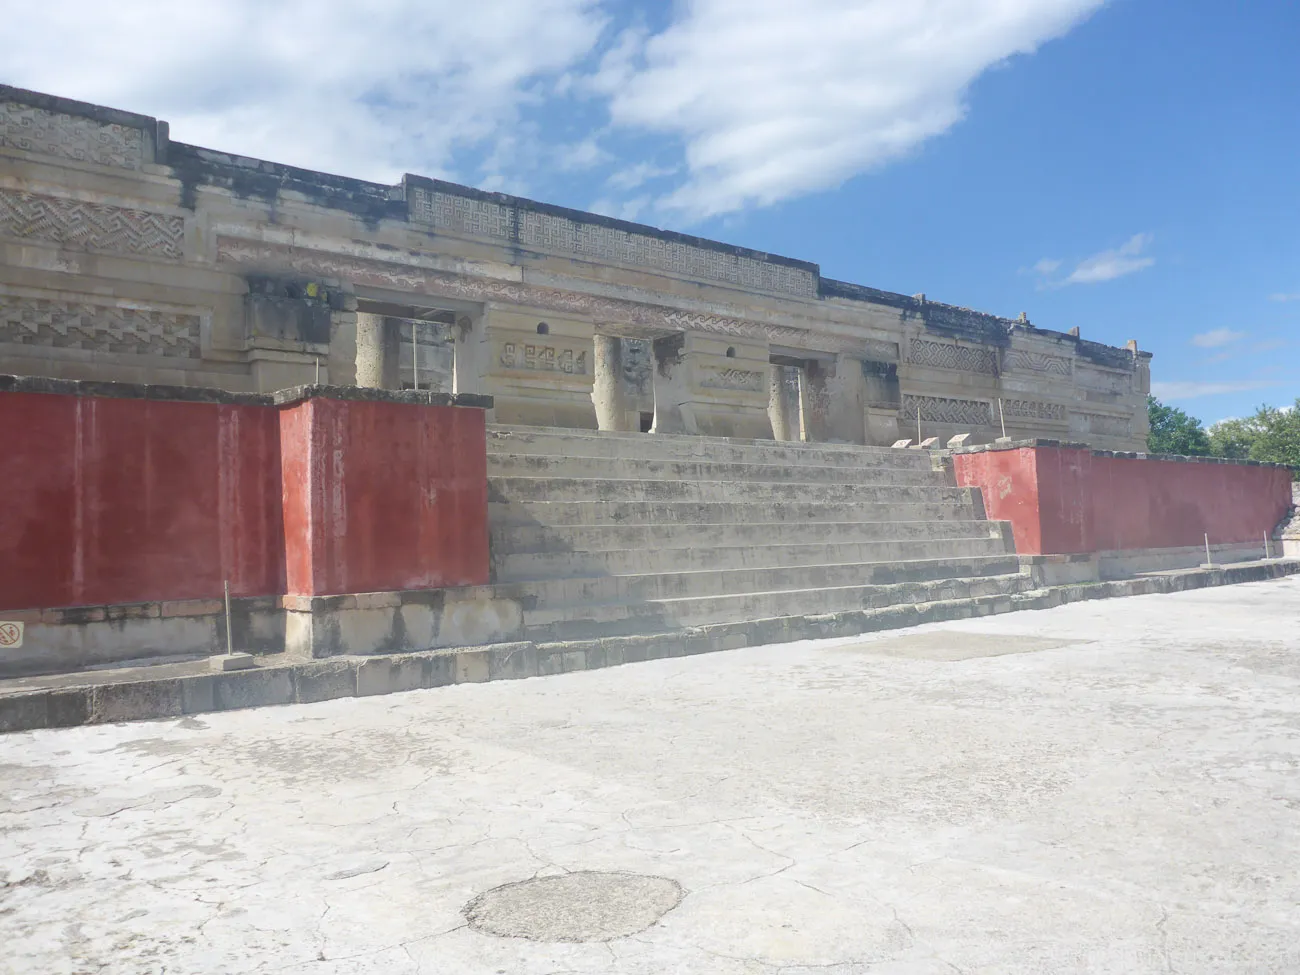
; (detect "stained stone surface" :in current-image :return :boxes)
[2,577,1300,974]
[465,871,682,941]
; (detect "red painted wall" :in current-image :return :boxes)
[2,389,489,610]
[955,445,1294,555]
[279,397,488,596]
[1,392,283,610]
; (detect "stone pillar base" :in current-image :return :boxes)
[653,333,770,438]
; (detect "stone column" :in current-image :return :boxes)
[799,361,833,442]
[452,314,486,396]
[825,354,867,444]
[768,364,800,441]
[326,287,358,386]
[592,334,635,431]
[651,334,694,435]
[355,313,401,389]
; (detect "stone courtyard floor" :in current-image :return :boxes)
[3,577,1300,974]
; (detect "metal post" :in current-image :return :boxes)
[1265,532,1271,560]
[224,579,234,656]
[315,356,320,385]
[1205,533,1212,566]
[413,320,420,391]
[998,398,1007,439]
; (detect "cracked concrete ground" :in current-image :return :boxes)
[3,577,1300,974]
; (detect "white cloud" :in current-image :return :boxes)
[605,161,679,192]
[1031,258,1063,275]
[556,137,614,172]
[1191,328,1246,349]
[2,0,1109,218]
[1269,292,1300,302]
[2,0,607,184]
[1060,233,1155,285]
[1150,380,1280,401]
[598,0,1105,216]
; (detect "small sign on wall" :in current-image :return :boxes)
[0,622,24,649]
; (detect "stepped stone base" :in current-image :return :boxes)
[2,559,1297,733]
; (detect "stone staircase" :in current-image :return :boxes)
[486,425,1032,642]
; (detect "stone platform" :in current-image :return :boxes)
[2,558,1297,733]
[4,578,1300,973]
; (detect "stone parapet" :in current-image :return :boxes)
[952,441,1295,556]
[0,372,493,410]
[1,376,494,676]
[952,436,1296,472]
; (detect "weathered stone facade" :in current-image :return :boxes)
[0,85,1151,448]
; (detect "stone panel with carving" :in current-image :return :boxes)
[901,394,993,426]
[0,101,145,169]
[409,188,515,239]
[1005,348,1072,376]
[0,189,183,259]
[1075,365,1132,394]
[622,338,652,396]
[409,186,816,297]
[498,341,589,376]
[699,367,765,392]
[909,338,997,375]
[1073,411,1132,438]
[1002,398,1067,421]
[858,339,901,364]
[0,293,200,357]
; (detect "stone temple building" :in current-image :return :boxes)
[0,84,1150,449]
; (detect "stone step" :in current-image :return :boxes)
[491,518,1009,554]
[514,553,1023,609]
[494,535,1014,581]
[488,476,976,506]
[522,572,1035,640]
[485,453,945,486]
[488,498,988,528]
[487,425,937,471]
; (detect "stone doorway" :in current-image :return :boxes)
[354,300,459,393]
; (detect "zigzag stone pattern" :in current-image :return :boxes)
[699,367,765,392]
[1002,398,1067,421]
[902,394,994,426]
[0,101,144,169]
[0,189,183,259]
[1005,348,1073,376]
[0,294,200,357]
[909,338,998,375]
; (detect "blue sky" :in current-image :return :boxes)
[5,0,1296,423]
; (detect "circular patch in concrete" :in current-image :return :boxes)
[464,871,683,942]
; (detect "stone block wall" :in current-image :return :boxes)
[0,82,1151,450]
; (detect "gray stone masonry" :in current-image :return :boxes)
[2,559,1296,733]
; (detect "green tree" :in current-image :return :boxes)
[1207,417,1256,459]
[1147,395,1211,456]
[1247,400,1300,475]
